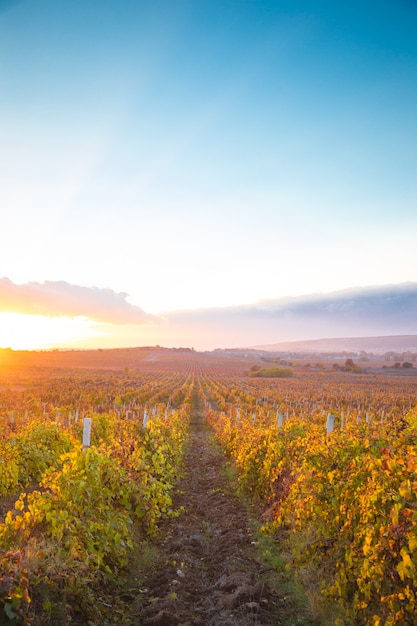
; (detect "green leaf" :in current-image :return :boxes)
[4,601,18,620]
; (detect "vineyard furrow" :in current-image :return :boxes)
[137,391,309,626]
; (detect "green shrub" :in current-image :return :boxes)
[248,366,293,378]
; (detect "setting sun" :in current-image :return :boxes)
[0,313,101,351]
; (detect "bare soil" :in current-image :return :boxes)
[132,398,310,626]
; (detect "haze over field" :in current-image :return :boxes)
[1,1,416,350]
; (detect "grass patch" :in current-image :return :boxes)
[255,526,354,626]
[250,527,321,626]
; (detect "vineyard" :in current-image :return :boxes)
[0,347,417,625]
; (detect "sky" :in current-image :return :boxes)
[1,0,417,350]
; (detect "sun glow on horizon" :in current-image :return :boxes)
[0,313,102,350]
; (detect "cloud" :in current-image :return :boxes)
[0,278,156,324]
[256,282,417,322]
[163,282,417,347]
[1,278,415,350]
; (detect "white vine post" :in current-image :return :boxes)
[143,409,149,429]
[326,412,335,434]
[82,417,92,450]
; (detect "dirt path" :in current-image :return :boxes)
[136,397,293,626]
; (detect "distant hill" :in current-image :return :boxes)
[253,335,417,354]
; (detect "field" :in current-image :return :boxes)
[0,347,417,625]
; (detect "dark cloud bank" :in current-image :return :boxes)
[165,282,417,344]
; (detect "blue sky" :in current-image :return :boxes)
[1,0,417,349]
